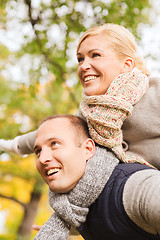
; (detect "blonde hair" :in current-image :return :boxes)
[77,23,150,76]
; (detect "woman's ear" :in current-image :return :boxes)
[122,58,134,73]
[84,138,95,162]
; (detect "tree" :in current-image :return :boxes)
[0,0,152,239]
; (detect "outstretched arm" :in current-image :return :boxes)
[123,168,160,235]
[0,131,36,155]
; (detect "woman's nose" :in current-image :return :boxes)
[81,58,91,71]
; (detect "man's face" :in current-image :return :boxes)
[34,118,94,193]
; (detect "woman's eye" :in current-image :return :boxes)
[77,57,84,63]
[92,53,100,58]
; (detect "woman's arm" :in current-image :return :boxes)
[0,130,36,155]
[123,168,160,235]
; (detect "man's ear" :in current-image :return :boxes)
[121,58,134,73]
[84,138,95,162]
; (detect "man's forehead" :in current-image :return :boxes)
[39,117,71,130]
[36,117,74,139]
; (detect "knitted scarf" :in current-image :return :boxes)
[33,146,119,239]
[80,68,153,168]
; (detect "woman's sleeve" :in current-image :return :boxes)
[0,130,37,155]
[17,130,37,154]
[123,168,160,235]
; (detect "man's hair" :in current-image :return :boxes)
[40,114,90,145]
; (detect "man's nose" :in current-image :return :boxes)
[38,148,52,164]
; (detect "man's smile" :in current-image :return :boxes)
[47,168,61,176]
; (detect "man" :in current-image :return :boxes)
[33,114,160,240]
[34,114,95,194]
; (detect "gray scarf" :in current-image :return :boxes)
[34,145,119,239]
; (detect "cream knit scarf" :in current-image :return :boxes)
[80,68,153,168]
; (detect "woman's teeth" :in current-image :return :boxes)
[84,76,97,82]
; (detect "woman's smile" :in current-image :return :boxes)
[83,75,99,82]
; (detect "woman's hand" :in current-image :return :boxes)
[0,137,22,155]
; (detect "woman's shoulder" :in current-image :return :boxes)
[149,76,160,93]
[143,75,160,104]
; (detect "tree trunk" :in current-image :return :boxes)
[17,182,42,239]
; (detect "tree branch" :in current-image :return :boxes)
[24,0,64,74]
[0,194,26,209]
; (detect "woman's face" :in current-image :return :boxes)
[77,35,126,96]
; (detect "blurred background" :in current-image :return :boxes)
[0,0,160,239]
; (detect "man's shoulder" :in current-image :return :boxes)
[115,162,152,173]
[97,163,153,209]
[112,163,153,181]
[96,163,152,201]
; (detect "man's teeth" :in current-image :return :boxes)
[47,168,60,176]
[84,76,97,82]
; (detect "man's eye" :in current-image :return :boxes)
[51,141,59,147]
[35,149,41,157]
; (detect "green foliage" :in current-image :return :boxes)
[0,44,10,59]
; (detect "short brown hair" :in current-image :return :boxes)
[40,114,90,145]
